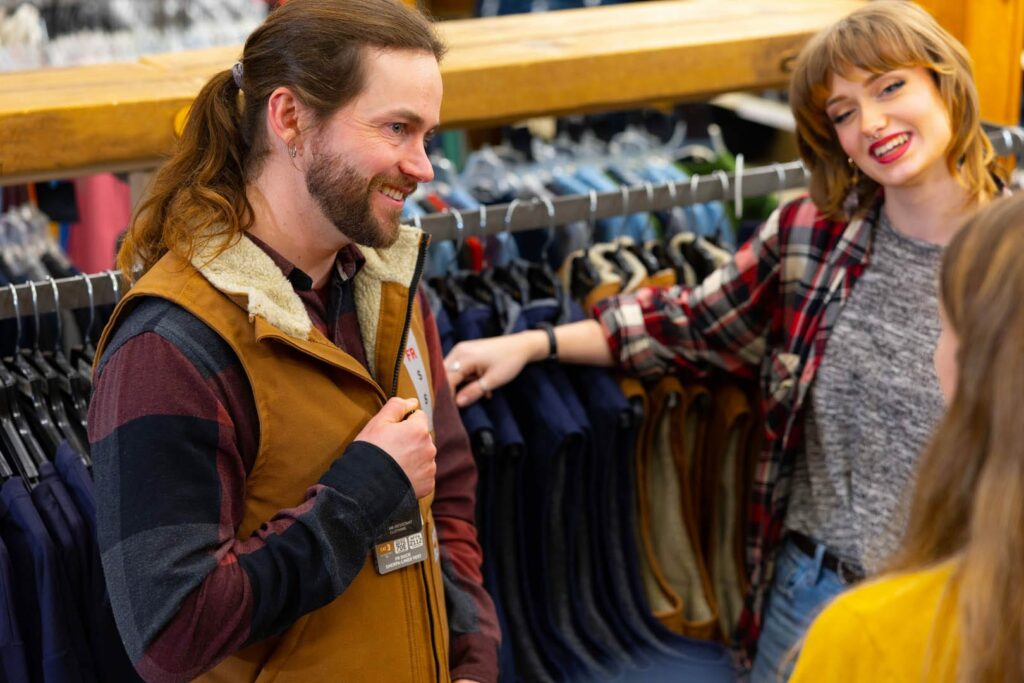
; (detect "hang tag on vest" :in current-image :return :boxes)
[374,510,427,575]
[402,332,433,431]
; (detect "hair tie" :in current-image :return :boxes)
[231,61,244,89]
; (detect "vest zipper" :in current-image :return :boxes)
[391,234,441,680]
[390,234,429,398]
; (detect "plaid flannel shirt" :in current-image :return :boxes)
[594,194,879,657]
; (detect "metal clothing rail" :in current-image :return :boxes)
[417,124,1024,241]
[0,270,125,324]
[0,125,1021,321]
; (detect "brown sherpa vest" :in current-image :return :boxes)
[95,227,450,682]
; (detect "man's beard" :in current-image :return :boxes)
[304,144,411,249]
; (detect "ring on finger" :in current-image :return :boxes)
[477,377,490,394]
[449,359,462,373]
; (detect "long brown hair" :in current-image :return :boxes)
[788,0,1000,220]
[889,192,1024,682]
[119,0,445,282]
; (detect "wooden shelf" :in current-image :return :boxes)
[2,0,865,183]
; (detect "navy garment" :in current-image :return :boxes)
[457,299,588,681]
[53,442,141,682]
[521,300,632,675]
[32,464,98,682]
[0,476,82,683]
[567,364,669,660]
[0,534,30,683]
[454,302,557,683]
[500,316,608,681]
[431,297,519,683]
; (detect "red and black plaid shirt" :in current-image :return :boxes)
[595,195,878,656]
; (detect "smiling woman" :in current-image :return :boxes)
[827,66,955,218]
[789,0,998,229]
[439,3,1005,681]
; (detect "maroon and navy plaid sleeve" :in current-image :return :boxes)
[593,209,784,380]
[88,298,414,683]
[418,293,500,683]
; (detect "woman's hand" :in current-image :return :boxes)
[445,320,614,406]
[444,330,547,407]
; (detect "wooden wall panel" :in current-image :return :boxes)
[918,0,1023,125]
[0,0,863,183]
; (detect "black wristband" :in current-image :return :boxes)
[537,322,558,361]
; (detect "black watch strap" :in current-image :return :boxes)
[537,322,558,361]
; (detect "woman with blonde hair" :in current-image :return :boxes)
[443,2,1004,678]
[791,191,1024,683]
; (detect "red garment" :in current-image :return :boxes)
[67,174,131,273]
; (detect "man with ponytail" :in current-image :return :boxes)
[86,1,498,681]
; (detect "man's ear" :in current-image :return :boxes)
[266,86,312,156]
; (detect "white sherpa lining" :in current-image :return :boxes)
[189,226,424,367]
[190,233,314,340]
[354,225,424,373]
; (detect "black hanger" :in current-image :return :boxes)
[524,196,563,301]
[4,282,63,459]
[0,442,12,481]
[569,190,603,302]
[70,272,97,379]
[0,288,42,487]
[0,372,38,488]
[487,200,533,304]
[25,280,90,457]
[43,276,91,450]
[675,237,716,282]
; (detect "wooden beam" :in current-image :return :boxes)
[918,0,1023,125]
[0,0,864,183]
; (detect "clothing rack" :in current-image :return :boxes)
[417,125,1024,241]
[0,125,1021,321]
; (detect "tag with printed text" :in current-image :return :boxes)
[373,509,427,574]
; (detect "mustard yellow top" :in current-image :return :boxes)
[790,561,960,683]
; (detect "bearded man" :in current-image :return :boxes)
[86,1,499,681]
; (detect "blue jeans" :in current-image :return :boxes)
[749,537,850,683]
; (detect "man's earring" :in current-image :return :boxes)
[288,146,297,159]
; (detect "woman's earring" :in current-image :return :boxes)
[847,157,859,185]
[844,157,861,215]
[288,146,297,159]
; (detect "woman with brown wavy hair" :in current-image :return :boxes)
[443,2,1003,679]
[792,191,1024,682]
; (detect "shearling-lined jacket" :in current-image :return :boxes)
[88,227,499,682]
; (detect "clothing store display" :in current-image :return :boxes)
[595,196,886,652]
[425,217,744,679]
[4,126,1022,681]
[699,383,758,640]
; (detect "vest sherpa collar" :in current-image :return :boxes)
[190,226,424,363]
[353,225,423,373]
